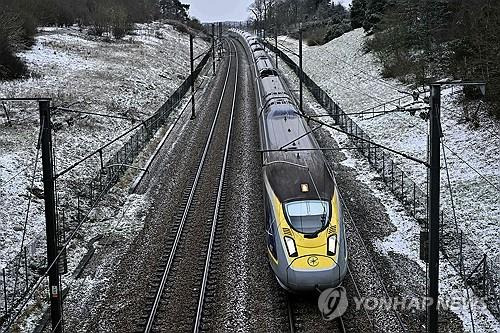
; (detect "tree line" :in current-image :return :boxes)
[351,0,500,118]
[0,0,194,80]
[249,0,351,45]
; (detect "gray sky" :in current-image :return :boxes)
[181,0,353,23]
[182,0,255,23]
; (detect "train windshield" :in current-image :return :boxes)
[284,200,330,235]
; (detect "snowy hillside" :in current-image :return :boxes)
[0,22,208,268]
[274,28,500,261]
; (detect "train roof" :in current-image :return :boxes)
[263,106,334,202]
[236,31,336,202]
[253,50,269,61]
[251,44,264,52]
[256,58,278,77]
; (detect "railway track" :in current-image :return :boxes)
[286,293,346,333]
[339,193,408,332]
[135,38,239,333]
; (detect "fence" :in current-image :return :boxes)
[263,40,500,321]
[0,50,212,328]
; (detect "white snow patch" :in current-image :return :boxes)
[277,50,500,332]
[273,28,500,260]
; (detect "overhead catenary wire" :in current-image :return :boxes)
[3,174,113,332]
[3,44,215,330]
[294,111,429,167]
[276,41,500,194]
[53,107,141,122]
[54,120,147,179]
[273,36,499,146]
[0,166,30,189]
[441,141,459,233]
[11,120,44,300]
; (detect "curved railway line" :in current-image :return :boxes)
[135,38,239,332]
[133,33,409,333]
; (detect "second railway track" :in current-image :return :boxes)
[135,38,240,333]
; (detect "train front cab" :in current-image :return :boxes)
[264,178,347,293]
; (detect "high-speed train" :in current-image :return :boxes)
[230,29,348,292]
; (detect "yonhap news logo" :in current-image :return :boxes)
[317,287,349,320]
[317,288,488,320]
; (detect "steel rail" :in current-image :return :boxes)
[339,193,407,332]
[193,38,239,332]
[143,39,235,333]
[337,316,347,333]
[286,293,346,333]
[286,294,296,333]
[346,265,375,331]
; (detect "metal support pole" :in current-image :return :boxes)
[24,247,28,290]
[427,84,441,333]
[459,231,463,276]
[39,100,63,333]
[190,34,196,120]
[482,254,487,296]
[2,268,7,315]
[299,28,303,114]
[275,29,278,69]
[212,24,216,75]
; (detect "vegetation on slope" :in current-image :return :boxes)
[249,0,351,46]
[0,0,200,80]
[353,0,500,118]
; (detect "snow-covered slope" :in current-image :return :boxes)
[0,22,208,267]
[275,28,500,260]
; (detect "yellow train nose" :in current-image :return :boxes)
[285,255,344,292]
[289,255,335,271]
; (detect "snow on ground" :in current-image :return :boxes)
[271,30,499,331]
[310,95,499,332]
[273,28,500,261]
[0,22,208,269]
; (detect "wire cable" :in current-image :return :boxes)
[11,120,43,300]
[441,142,459,233]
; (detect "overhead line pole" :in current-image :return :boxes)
[426,80,485,333]
[212,23,216,75]
[275,15,278,70]
[190,34,196,120]
[299,26,303,114]
[427,84,441,333]
[39,100,63,333]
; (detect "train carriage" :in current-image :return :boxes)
[230,29,348,292]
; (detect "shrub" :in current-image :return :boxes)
[0,11,30,80]
[0,43,28,80]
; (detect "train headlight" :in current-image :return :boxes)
[284,237,298,257]
[327,235,337,256]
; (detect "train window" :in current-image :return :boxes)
[260,69,278,78]
[269,108,296,117]
[283,200,330,235]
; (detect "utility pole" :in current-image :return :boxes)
[299,27,303,114]
[39,100,63,333]
[263,11,266,40]
[275,32,278,69]
[275,14,278,70]
[426,80,485,333]
[427,84,441,333]
[212,23,216,75]
[190,34,195,120]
